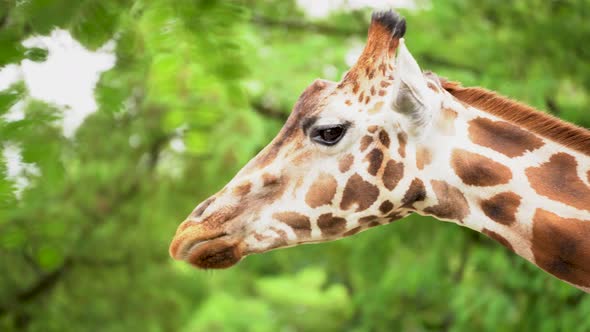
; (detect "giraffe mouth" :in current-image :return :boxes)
[185,236,243,269]
[170,230,244,269]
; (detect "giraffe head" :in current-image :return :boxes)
[169,10,448,268]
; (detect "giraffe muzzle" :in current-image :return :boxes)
[169,222,245,269]
[169,203,248,269]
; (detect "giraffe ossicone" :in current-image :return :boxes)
[169,10,590,292]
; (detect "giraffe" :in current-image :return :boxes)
[169,10,590,292]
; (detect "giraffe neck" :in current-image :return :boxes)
[406,94,590,292]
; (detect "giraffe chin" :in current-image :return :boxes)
[185,238,243,269]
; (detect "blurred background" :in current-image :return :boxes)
[1,0,590,331]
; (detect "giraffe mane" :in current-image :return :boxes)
[440,79,590,156]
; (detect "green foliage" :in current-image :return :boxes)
[1,1,589,331]
[183,268,352,332]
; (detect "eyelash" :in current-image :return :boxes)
[309,124,349,146]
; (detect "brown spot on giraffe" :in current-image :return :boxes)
[365,148,384,176]
[339,154,354,173]
[369,101,384,114]
[262,173,280,187]
[343,226,362,237]
[424,180,470,222]
[526,153,590,212]
[341,174,380,212]
[401,178,426,208]
[265,176,289,202]
[437,108,458,136]
[273,212,312,238]
[352,81,360,94]
[468,117,545,158]
[345,99,352,106]
[480,192,521,226]
[416,147,432,170]
[397,132,407,158]
[370,85,376,96]
[482,228,514,252]
[365,95,371,104]
[233,182,252,196]
[305,173,337,208]
[443,81,590,156]
[368,125,378,133]
[379,200,394,214]
[378,130,390,147]
[360,135,373,152]
[451,149,512,186]
[358,91,365,103]
[380,80,391,88]
[386,211,403,223]
[382,160,404,191]
[532,209,590,287]
[317,213,347,237]
[378,63,386,75]
[358,215,379,225]
[378,89,387,96]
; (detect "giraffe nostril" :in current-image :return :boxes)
[191,197,216,219]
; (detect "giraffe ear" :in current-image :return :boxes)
[391,39,433,135]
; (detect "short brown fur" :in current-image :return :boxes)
[401,178,426,208]
[416,147,432,170]
[273,212,312,238]
[379,200,394,214]
[305,173,337,208]
[341,174,380,212]
[442,80,590,156]
[532,209,590,287]
[424,180,470,222]
[365,148,384,176]
[397,132,407,158]
[481,192,521,226]
[317,213,347,237]
[382,160,404,191]
[339,154,354,173]
[451,149,512,186]
[468,117,545,157]
[526,153,590,212]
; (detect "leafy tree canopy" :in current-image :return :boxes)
[1,1,589,331]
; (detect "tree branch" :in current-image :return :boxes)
[438,234,475,332]
[0,259,71,317]
[252,14,483,76]
[421,54,483,75]
[0,123,171,321]
[545,96,561,115]
[250,99,289,121]
[252,14,365,37]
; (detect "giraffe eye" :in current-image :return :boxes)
[310,124,348,146]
